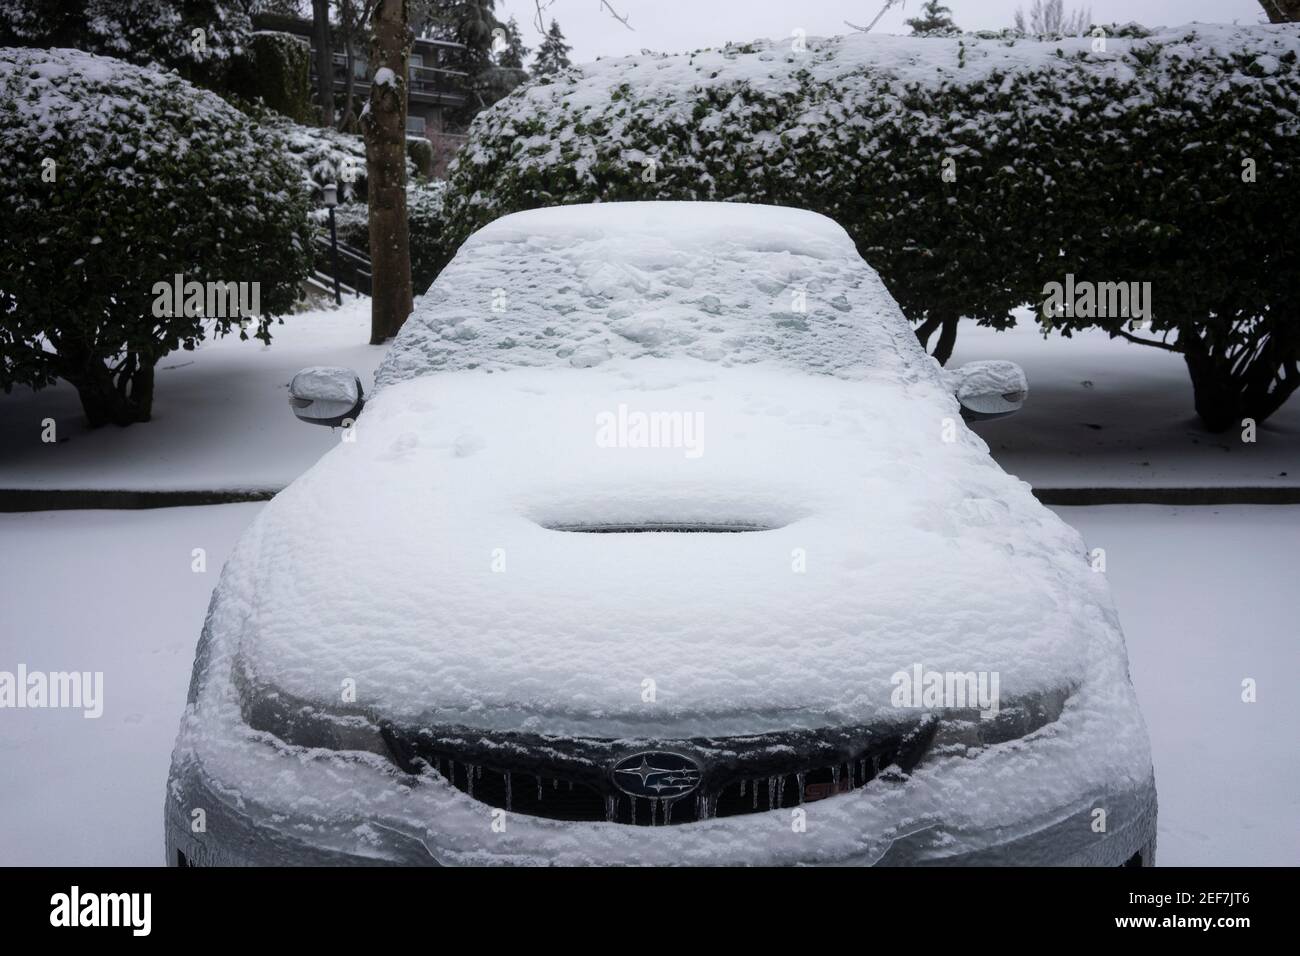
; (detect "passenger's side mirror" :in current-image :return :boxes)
[943,360,1027,422]
[289,367,365,427]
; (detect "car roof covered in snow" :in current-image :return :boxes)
[374,201,931,389]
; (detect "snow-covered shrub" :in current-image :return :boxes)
[0,0,252,82]
[332,181,448,294]
[0,48,313,426]
[262,116,424,207]
[263,115,372,205]
[440,24,1300,428]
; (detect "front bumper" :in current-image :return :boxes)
[166,678,1157,866]
[166,757,1155,866]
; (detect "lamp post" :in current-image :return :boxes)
[323,183,341,306]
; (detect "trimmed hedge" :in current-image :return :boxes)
[438,24,1300,428]
[0,0,252,85]
[0,47,313,426]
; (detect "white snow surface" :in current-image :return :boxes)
[4,504,1291,865]
[211,204,1134,738]
[376,202,923,387]
[3,304,1293,492]
[240,359,1120,734]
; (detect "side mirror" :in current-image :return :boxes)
[289,367,365,427]
[943,360,1027,422]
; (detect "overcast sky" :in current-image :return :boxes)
[497,0,1269,64]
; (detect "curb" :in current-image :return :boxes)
[0,488,279,512]
[1033,487,1300,506]
[2,486,1300,512]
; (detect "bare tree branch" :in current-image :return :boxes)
[600,0,633,30]
[1114,328,1182,352]
[533,0,632,34]
[846,0,907,34]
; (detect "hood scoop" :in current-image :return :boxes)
[542,521,778,534]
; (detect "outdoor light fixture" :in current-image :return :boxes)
[324,183,341,305]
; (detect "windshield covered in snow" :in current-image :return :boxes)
[374,203,927,389]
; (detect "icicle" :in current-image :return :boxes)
[859,758,867,785]
[604,795,617,823]
[629,796,638,824]
[767,776,777,809]
[553,778,559,790]
[505,772,513,811]
[651,798,659,826]
[446,759,455,786]
[872,754,880,776]
[831,764,840,790]
[752,781,758,810]
[664,799,674,825]
[796,772,806,804]
[776,775,786,807]
[537,776,543,801]
[467,764,476,799]
[739,780,747,798]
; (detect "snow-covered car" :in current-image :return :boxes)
[166,202,1156,866]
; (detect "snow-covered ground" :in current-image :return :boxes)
[0,502,1293,865]
[0,299,384,492]
[951,313,1300,488]
[1,304,1294,493]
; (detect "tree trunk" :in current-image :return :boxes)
[312,0,335,127]
[914,314,942,350]
[59,347,156,426]
[363,0,414,344]
[1258,0,1300,23]
[338,0,357,132]
[914,310,961,364]
[931,313,961,366]
[1182,327,1300,433]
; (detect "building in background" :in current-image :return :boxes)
[255,12,469,173]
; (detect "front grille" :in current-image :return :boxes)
[379,719,938,826]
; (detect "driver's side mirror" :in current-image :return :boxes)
[289,367,365,427]
[943,360,1027,422]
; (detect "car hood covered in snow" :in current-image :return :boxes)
[221,203,1133,739]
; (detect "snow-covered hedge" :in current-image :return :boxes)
[262,117,426,208]
[0,48,313,426]
[263,115,372,205]
[0,0,251,80]
[441,24,1300,428]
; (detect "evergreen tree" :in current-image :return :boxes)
[496,15,529,73]
[533,19,571,77]
[424,0,503,127]
[905,0,959,36]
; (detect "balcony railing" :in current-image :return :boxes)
[316,54,468,108]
